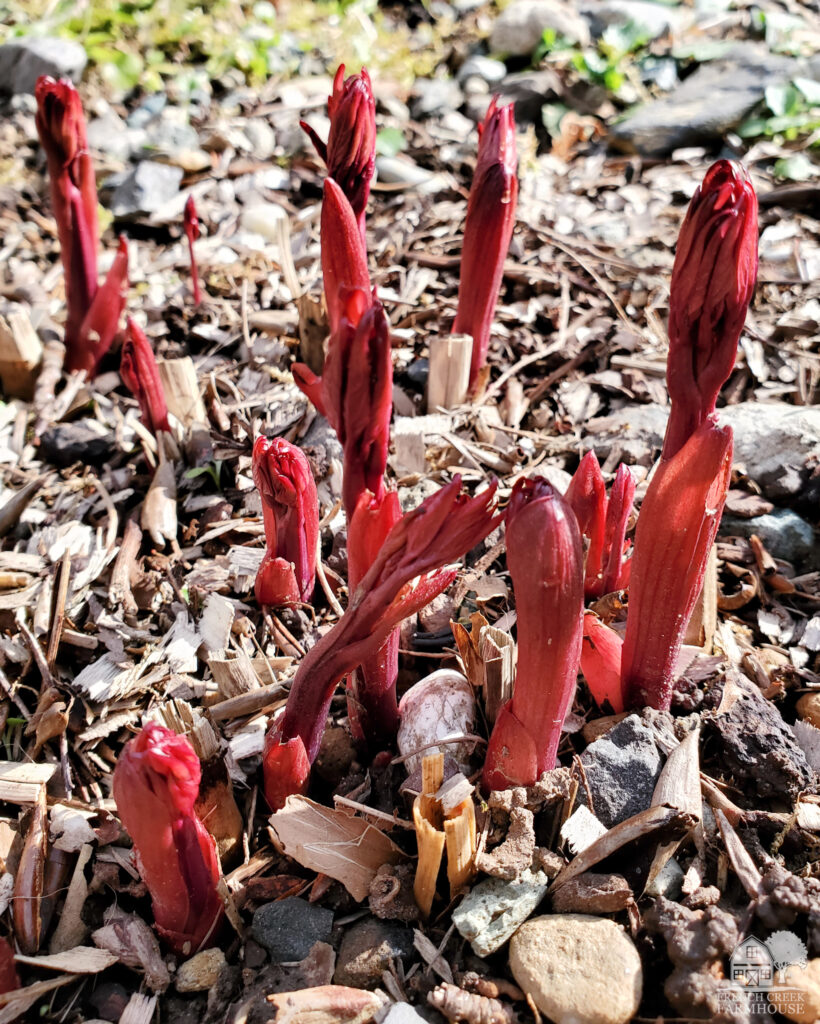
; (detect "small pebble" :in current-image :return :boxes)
[771,960,820,1023]
[797,694,820,730]
[509,914,642,1024]
[175,948,226,992]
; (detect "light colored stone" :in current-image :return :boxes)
[509,914,642,1024]
[397,670,476,776]
[453,868,549,957]
[769,960,820,1023]
[490,0,590,55]
[0,37,87,95]
[175,947,225,992]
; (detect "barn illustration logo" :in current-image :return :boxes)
[719,931,808,1015]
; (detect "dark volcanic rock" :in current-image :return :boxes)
[251,898,333,963]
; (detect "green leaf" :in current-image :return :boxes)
[773,154,817,181]
[375,126,405,157]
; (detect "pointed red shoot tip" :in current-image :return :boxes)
[121,317,171,437]
[183,195,202,306]
[581,613,625,713]
[263,729,310,811]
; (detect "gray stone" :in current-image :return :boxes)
[0,36,87,95]
[490,0,590,55]
[251,898,333,963]
[244,118,276,161]
[109,161,183,218]
[457,55,507,86]
[333,918,414,989]
[411,77,462,118]
[452,867,549,957]
[87,110,136,164]
[578,714,664,828]
[610,44,804,154]
[497,70,562,123]
[509,915,642,1024]
[581,0,693,39]
[723,509,817,568]
[722,401,820,500]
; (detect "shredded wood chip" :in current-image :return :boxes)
[14,945,118,973]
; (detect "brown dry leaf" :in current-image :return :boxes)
[551,804,693,891]
[268,795,405,901]
[267,985,387,1024]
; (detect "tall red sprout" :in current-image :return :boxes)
[452,97,518,390]
[622,420,733,711]
[35,77,128,376]
[184,195,202,307]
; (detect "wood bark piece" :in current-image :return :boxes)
[0,312,42,399]
[157,357,207,429]
[13,788,47,954]
[683,544,717,648]
[269,795,405,902]
[0,763,55,804]
[428,334,472,411]
[14,946,118,972]
[0,974,75,1024]
[645,728,701,893]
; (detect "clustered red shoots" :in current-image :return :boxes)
[252,436,319,608]
[565,453,636,599]
[120,318,171,437]
[263,477,500,809]
[112,723,223,956]
[35,76,129,377]
[184,194,202,307]
[452,98,518,391]
[482,479,584,791]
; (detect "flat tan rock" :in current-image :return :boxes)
[509,914,642,1024]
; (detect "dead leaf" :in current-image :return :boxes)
[268,795,405,902]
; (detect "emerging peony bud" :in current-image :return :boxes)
[120,318,171,437]
[452,97,518,390]
[35,77,128,376]
[302,65,376,241]
[483,478,584,791]
[566,453,635,599]
[112,723,223,955]
[183,195,202,306]
[622,419,733,711]
[264,477,500,809]
[663,160,758,459]
[320,178,371,335]
[253,437,319,607]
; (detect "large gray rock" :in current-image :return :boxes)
[578,714,665,827]
[611,44,807,154]
[0,36,87,95]
[722,401,820,500]
[496,69,562,123]
[509,915,642,1024]
[490,0,590,55]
